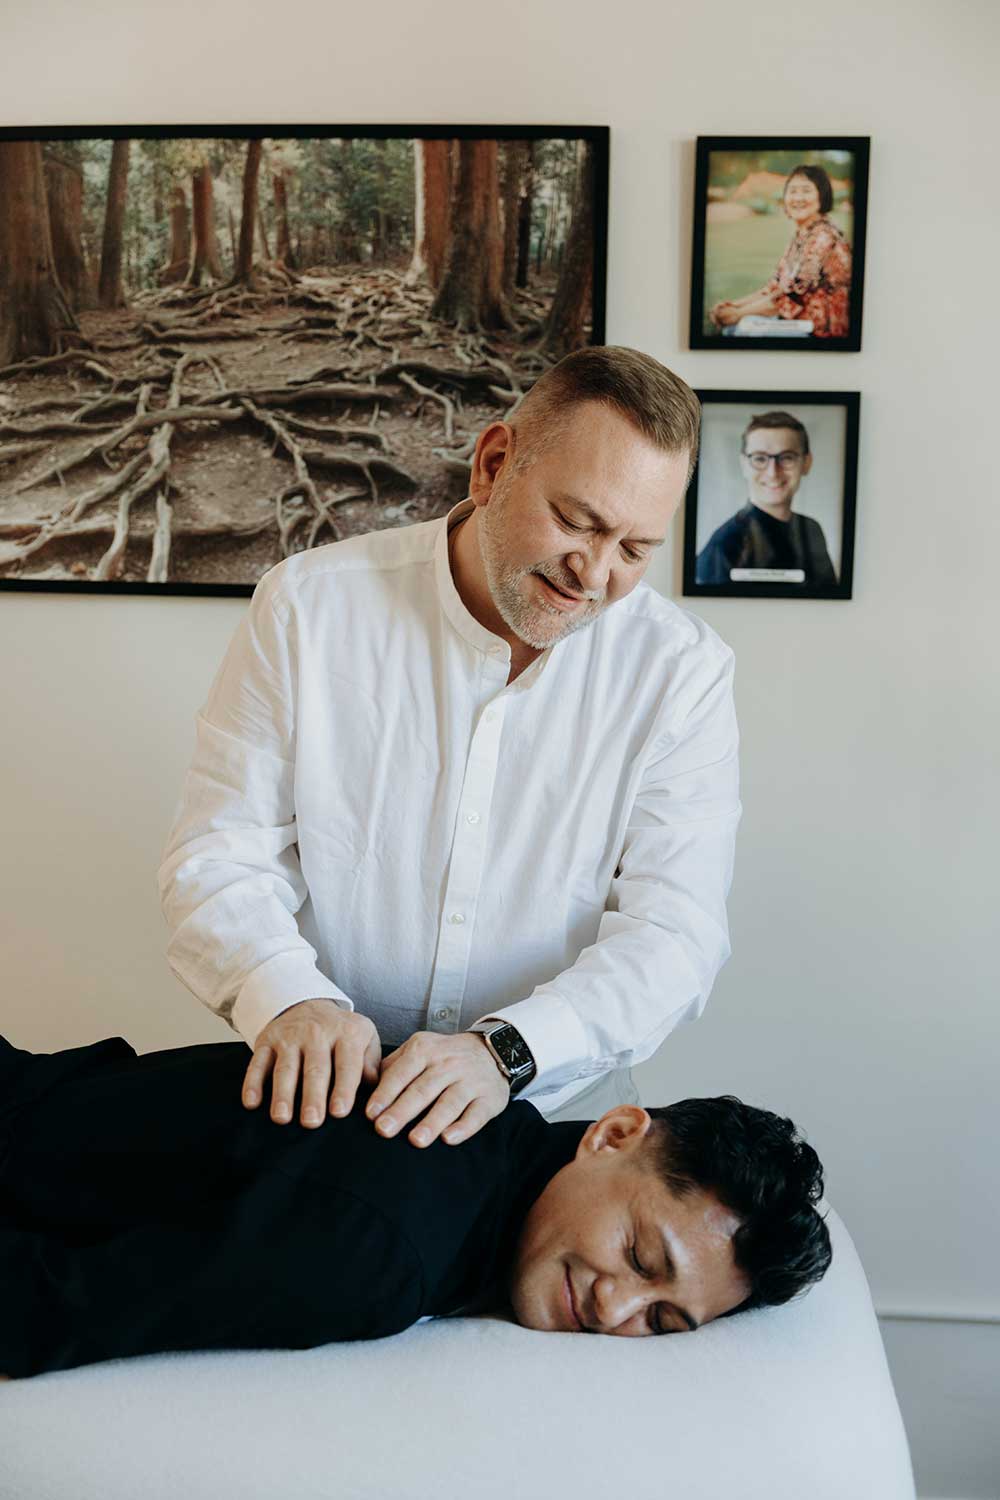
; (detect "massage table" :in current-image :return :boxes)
[0,1207,914,1499]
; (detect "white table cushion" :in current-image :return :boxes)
[0,1206,914,1500]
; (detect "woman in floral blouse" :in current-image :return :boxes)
[710,165,853,339]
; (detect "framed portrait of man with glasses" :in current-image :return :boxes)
[682,390,859,600]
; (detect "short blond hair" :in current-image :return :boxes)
[510,345,701,483]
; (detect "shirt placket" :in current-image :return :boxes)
[426,661,510,1033]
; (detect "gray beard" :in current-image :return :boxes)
[478,498,606,651]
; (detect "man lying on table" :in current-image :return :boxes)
[0,1034,831,1378]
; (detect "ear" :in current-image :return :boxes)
[576,1105,653,1160]
[801,452,813,478]
[469,422,515,508]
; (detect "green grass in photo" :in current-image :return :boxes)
[702,208,852,335]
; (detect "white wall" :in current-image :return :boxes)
[2,2,997,1494]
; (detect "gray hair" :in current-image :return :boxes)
[509,345,701,483]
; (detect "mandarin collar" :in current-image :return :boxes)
[433,500,560,688]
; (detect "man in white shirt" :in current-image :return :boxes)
[159,346,740,1149]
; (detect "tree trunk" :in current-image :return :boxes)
[501,141,529,300]
[273,172,296,270]
[257,205,272,261]
[372,139,388,262]
[516,141,534,289]
[152,156,164,226]
[335,140,361,262]
[407,139,452,288]
[159,185,190,285]
[98,139,130,309]
[186,165,223,286]
[541,144,594,357]
[0,141,81,364]
[44,144,86,311]
[431,140,508,331]
[235,139,262,283]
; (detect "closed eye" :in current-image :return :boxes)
[557,512,645,563]
[630,1244,650,1278]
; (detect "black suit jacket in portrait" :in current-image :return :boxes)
[0,1037,586,1378]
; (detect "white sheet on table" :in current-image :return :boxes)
[0,1207,914,1500]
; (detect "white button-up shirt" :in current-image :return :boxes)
[159,500,740,1114]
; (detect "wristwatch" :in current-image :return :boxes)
[468,1019,536,1095]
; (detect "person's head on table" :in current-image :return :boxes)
[449,345,700,674]
[509,1095,830,1337]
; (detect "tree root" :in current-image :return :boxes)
[431,447,473,478]
[12,402,241,496]
[0,351,115,382]
[277,414,389,451]
[376,359,509,393]
[399,371,455,440]
[147,491,173,583]
[138,321,259,345]
[239,396,344,555]
[194,382,406,409]
[2,352,226,576]
[93,350,226,581]
[0,440,49,469]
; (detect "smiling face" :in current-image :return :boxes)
[784,172,823,226]
[509,1107,750,1337]
[740,426,812,520]
[466,401,689,653]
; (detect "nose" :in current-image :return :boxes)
[591,1273,649,1337]
[566,538,615,595]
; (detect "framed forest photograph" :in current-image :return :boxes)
[689,135,869,351]
[682,389,859,601]
[0,125,608,594]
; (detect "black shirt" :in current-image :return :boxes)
[696,502,837,587]
[0,1037,586,1376]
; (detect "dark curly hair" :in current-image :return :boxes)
[644,1096,832,1310]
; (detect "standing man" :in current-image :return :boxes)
[695,410,836,587]
[159,347,740,1146]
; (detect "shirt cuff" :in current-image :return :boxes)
[479,992,594,1101]
[233,953,354,1047]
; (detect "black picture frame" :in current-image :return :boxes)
[682,389,860,601]
[689,136,869,352]
[0,123,609,597]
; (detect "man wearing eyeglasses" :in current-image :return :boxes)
[695,411,836,587]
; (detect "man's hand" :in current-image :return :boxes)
[242,999,381,1128]
[365,1031,509,1148]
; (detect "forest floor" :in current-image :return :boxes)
[0,265,566,590]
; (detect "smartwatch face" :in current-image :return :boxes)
[492,1025,533,1074]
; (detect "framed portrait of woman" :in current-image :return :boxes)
[682,390,860,600]
[689,136,870,352]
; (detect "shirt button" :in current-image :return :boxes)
[483,709,496,723]
[466,812,480,825]
[449,912,465,925]
[435,1008,450,1021]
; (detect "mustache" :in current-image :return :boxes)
[532,565,604,604]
